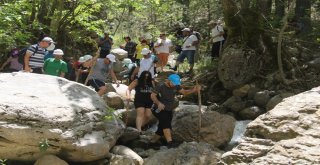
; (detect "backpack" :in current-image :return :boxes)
[18,45,38,66]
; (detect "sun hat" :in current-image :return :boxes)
[122,58,132,67]
[78,55,93,63]
[106,54,116,62]
[42,37,55,43]
[168,74,181,86]
[141,48,151,55]
[53,49,64,56]
[181,28,191,32]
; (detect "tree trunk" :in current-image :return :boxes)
[275,0,285,22]
[258,0,272,18]
[295,0,311,33]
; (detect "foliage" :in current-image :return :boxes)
[38,138,50,152]
[0,159,6,165]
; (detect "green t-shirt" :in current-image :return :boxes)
[43,58,68,76]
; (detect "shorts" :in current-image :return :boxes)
[87,79,105,92]
[177,50,196,64]
[157,53,169,67]
[152,109,173,136]
[134,100,153,108]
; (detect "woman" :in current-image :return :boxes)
[134,39,149,65]
[127,71,154,133]
[0,48,23,72]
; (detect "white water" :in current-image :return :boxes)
[229,120,252,147]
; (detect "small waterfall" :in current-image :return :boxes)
[227,120,252,150]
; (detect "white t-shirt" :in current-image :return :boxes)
[210,25,225,43]
[138,57,155,78]
[154,38,173,54]
[182,35,198,51]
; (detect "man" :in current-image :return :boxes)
[190,26,202,62]
[121,36,137,62]
[24,37,54,73]
[98,31,114,58]
[87,54,119,96]
[131,48,156,80]
[209,20,225,59]
[43,49,68,77]
[150,74,201,148]
[171,28,198,74]
[154,32,173,72]
[119,58,136,84]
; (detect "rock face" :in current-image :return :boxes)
[144,142,222,165]
[221,86,320,164]
[172,105,236,147]
[34,154,69,165]
[110,145,143,165]
[0,73,123,162]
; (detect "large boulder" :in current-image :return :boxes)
[0,73,123,162]
[218,45,260,90]
[172,104,236,147]
[144,142,222,165]
[34,154,68,165]
[111,48,128,60]
[110,145,143,165]
[221,86,320,164]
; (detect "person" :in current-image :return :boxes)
[127,71,155,133]
[43,49,68,77]
[190,26,202,62]
[150,74,201,147]
[119,58,136,84]
[24,37,54,73]
[131,48,156,81]
[77,55,93,84]
[209,20,225,59]
[154,33,173,72]
[98,31,114,58]
[44,42,56,61]
[0,48,23,72]
[171,28,198,73]
[134,39,149,65]
[87,54,119,96]
[64,57,77,81]
[121,36,137,62]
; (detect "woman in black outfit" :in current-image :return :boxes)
[127,71,154,133]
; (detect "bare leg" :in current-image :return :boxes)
[136,107,145,132]
[142,108,152,126]
[163,128,172,143]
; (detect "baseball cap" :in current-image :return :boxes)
[53,49,64,56]
[181,28,191,32]
[122,58,132,67]
[141,48,151,55]
[78,55,93,63]
[168,74,181,86]
[42,37,54,43]
[106,54,116,62]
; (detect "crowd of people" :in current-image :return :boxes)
[0,20,225,148]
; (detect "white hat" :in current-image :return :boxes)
[42,37,55,43]
[106,54,116,62]
[53,49,64,56]
[47,43,55,51]
[122,58,132,67]
[78,55,93,63]
[141,48,151,55]
[181,28,191,32]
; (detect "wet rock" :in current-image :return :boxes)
[238,106,265,120]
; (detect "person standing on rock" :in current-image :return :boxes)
[87,54,119,96]
[154,32,173,72]
[209,20,225,59]
[127,71,155,134]
[150,74,201,148]
[43,49,68,77]
[98,31,114,58]
[130,48,157,80]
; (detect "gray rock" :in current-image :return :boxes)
[34,154,68,165]
[218,45,260,90]
[238,106,264,120]
[221,86,320,164]
[144,142,222,165]
[222,96,246,113]
[118,127,140,145]
[110,145,143,165]
[0,73,123,162]
[253,90,272,107]
[232,84,251,97]
[266,92,294,111]
[111,48,128,60]
[172,105,236,147]
[103,92,124,109]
